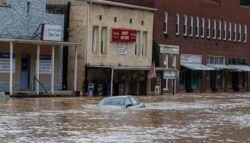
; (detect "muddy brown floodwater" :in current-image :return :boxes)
[0,93,250,143]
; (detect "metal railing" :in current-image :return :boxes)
[33,76,52,96]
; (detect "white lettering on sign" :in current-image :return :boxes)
[180,54,202,64]
[42,24,62,41]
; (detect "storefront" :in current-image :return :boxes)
[180,54,214,92]
[0,39,80,95]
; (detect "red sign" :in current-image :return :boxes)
[112,29,137,42]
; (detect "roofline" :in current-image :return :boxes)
[0,38,81,46]
[84,0,157,12]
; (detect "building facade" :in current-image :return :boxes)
[109,0,250,93]
[0,0,79,95]
[68,0,157,96]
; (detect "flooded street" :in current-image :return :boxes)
[0,93,250,143]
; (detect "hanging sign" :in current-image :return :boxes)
[41,24,62,41]
[112,28,137,42]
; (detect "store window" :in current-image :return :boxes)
[176,13,180,35]
[208,56,224,64]
[195,16,199,37]
[189,16,194,37]
[207,19,211,38]
[201,17,205,38]
[164,12,168,34]
[0,53,15,73]
[39,55,51,74]
[183,15,188,36]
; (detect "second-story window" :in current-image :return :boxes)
[189,16,193,37]
[164,12,168,34]
[228,22,232,41]
[223,21,227,40]
[135,31,141,56]
[195,16,199,37]
[176,13,180,35]
[233,23,237,42]
[212,20,216,39]
[183,15,188,36]
[201,17,205,38]
[207,19,211,38]
[142,32,147,56]
[244,25,247,43]
[238,24,242,42]
[218,20,222,40]
[101,27,107,54]
[92,27,98,54]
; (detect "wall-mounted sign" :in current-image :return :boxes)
[164,70,179,79]
[181,54,202,64]
[117,43,128,55]
[41,24,62,41]
[112,28,136,42]
[160,44,180,54]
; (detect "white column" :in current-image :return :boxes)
[9,42,13,95]
[74,46,78,91]
[51,46,55,95]
[110,68,114,96]
[173,55,177,95]
[165,54,169,91]
[36,45,40,95]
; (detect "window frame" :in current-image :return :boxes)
[189,16,194,37]
[207,19,211,39]
[195,16,199,37]
[164,12,168,34]
[176,13,180,35]
[201,17,205,38]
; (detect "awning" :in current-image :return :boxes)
[181,63,215,71]
[207,64,236,70]
[228,65,250,72]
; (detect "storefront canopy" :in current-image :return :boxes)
[228,65,250,72]
[181,63,215,71]
[207,64,236,70]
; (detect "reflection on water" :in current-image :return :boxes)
[0,94,250,143]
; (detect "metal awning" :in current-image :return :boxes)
[181,63,215,71]
[207,64,236,70]
[87,65,176,71]
[228,65,250,72]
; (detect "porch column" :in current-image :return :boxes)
[51,46,55,95]
[74,46,78,91]
[110,68,114,96]
[9,42,13,95]
[36,44,40,95]
[173,55,177,95]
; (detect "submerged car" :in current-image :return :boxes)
[98,96,145,109]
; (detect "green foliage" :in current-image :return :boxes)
[241,0,250,6]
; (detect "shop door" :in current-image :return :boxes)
[20,54,31,90]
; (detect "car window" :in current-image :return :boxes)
[130,97,139,105]
[100,98,125,106]
[125,98,133,106]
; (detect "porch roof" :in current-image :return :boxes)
[87,65,177,71]
[0,38,81,46]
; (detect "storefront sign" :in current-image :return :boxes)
[160,45,179,54]
[41,24,62,41]
[181,54,202,64]
[112,28,136,42]
[164,70,179,79]
[39,55,52,74]
[117,43,128,55]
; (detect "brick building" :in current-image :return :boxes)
[109,0,250,93]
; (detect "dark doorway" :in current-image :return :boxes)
[20,54,31,90]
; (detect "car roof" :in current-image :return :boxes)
[103,95,133,99]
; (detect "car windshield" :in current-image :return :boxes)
[99,97,125,106]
